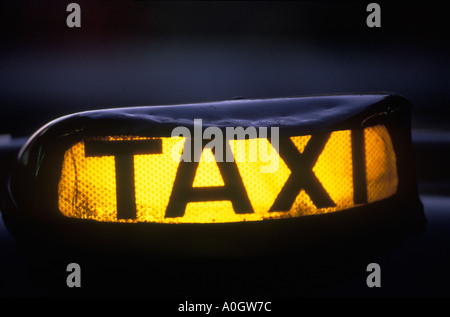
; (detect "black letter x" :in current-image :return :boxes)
[269,133,336,212]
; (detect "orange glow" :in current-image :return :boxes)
[58,125,398,223]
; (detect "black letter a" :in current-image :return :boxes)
[165,138,253,218]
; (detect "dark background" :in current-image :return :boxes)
[1,0,449,299]
[1,1,449,137]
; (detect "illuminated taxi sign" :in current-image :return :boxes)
[2,94,426,296]
[58,124,398,223]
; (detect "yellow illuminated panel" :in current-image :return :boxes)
[365,125,398,202]
[58,125,398,223]
[192,148,225,187]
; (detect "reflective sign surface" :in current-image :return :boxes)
[58,125,397,223]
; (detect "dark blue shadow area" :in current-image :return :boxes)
[1,1,449,137]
